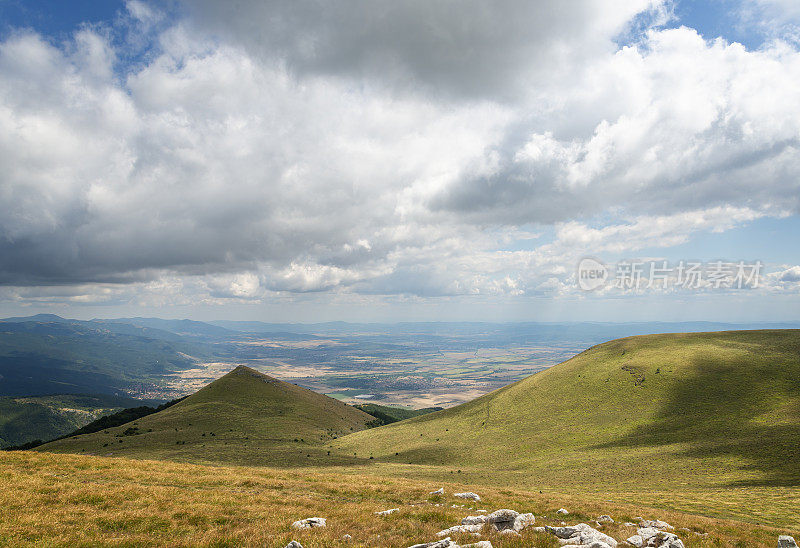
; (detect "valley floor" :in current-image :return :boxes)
[1,451,797,547]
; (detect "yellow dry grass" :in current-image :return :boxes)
[0,451,796,547]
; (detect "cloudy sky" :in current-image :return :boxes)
[0,0,798,322]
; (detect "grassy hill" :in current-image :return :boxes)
[30,331,800,530]
[39,365,375,465]
[333,330,800,491]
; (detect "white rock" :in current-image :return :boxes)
[557,508,570,515]
[376,508,399,516]
[624,523,637,527]
[342,534,352,541]
[779,536,799,548]
[430,488,445,495]
[487,509,518,523]
[455,492,481,502]
[291,517,326,529]
[626,535,643,547]
[639,520,674,531]
[285,542,303,548]
[408,537,460,548]
[513,512,536,531]
[598,515,614,523]
[461,542,492,548]
[461,515,488,525]
[637,527,684,548]
[545,523,618,547]
[437,524,483,537]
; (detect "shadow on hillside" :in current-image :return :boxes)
[595,344,800,487]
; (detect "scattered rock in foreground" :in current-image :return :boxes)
[627,527,685,548]
[454,492,481,502]
[376,508,399,516]
[437,508,535,538]
[557,508,570,515]
[544,523,618,547]
[408,537,458,548]
[430,488,445,495]
[291,517,326,529]
[410,537,494,548]
[284,542,303,548]
[779,536,799,548]
[437,524,482,537]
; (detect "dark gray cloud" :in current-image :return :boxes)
[184,0,661,100]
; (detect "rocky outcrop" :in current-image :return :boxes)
[437,508,535,538]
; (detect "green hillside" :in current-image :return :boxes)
[353,403,443,425]
[0,394,137,448]
[333,330,800,490]
[40,366,375,465]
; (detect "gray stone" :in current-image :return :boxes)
[408,537,459,548]
[285,542,303,548]
[544,523,617,547]
[779,536,799,548]
[513,512,536,531]
[487,509,519,523]
[291,517,326,529]
[557,508,570,515]
[437,524,482,537]
[637,527,684,548]
[626,535,643,547]
[376,508,399,516]
[430,488,445,495]
[638,520,674,531]
[454,492,481,502]
[461,515,488,525]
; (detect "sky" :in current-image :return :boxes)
[0,0,799,323]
